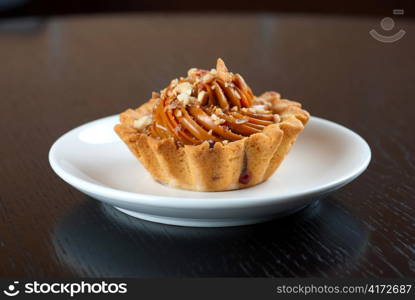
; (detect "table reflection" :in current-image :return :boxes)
[52,197,368,277]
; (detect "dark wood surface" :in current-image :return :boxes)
[0,14,414,278]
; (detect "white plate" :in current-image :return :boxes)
[49,115,371,227]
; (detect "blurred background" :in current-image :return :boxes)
[0,0,414,18]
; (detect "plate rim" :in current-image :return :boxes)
[49,115,371,209]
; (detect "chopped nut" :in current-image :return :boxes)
[133,115,152,130]
[197,90,206,102]
[273,114,281,123]
[187,68,198,77]
[208,129,213,135]
[166,87,175,97]
[210,113,225,125]
[201,73,214,83]
[214,118,225,125]
[231,106,238,112]
[170,78,179,87]
[175,81,193,95]
[177,93,196,105]
[222,140,229,145]
[177,93,188,102]
[211,114,219,121]
[166,103,178,110]
[175,110,183,117]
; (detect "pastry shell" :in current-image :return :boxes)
[114,92,309,191]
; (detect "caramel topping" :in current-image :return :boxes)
[144,59,278,145]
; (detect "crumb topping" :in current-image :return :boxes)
[133,115,153,131]
[134,59,282,145]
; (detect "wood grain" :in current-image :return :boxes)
[0,14,414,277]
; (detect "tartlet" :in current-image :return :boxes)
[115,59,309,191]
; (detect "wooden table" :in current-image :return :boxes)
[1,14,414,277]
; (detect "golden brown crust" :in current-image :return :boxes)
[114,91,309,191]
